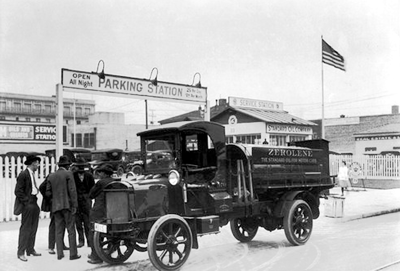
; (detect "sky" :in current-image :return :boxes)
[1,0,399,125]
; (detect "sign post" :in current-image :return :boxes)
[55,67,208,158]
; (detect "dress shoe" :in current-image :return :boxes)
[27,251,41,256]
[57,254,64,260]
[87,258,103,264]
[48,249,55,255]
[77,241,84,248]
[17,255,27,262]
[70,254,81,260]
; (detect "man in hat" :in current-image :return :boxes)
[46,156,81,260]
[15,155,42,262]
[73,158,95,248]
[87,163,115,264]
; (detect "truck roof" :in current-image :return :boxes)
[137,121,225,137]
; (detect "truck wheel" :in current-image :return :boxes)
[94,232,134,264]
[148,215,192,271]
[230,217,258,242]
[117,166,124,177]
[283,200,313,246]
[131,165,143,176]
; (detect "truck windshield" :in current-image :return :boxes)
[145,137,176,172]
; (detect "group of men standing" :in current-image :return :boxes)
[14,154,114,265]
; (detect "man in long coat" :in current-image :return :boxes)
[46,155,81,260]
[73,158,95,248]
[15,155,42,262]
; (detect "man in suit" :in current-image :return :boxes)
[46,156,81,261]
[15,155,42,262]
[72,158,95,248]
[87,164,115,264]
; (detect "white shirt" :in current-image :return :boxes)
[28,168,38,195]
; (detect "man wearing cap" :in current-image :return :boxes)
[87,163,115,264]
[46,156,81,261]
[73,158,95,248]
[15,155,42,262]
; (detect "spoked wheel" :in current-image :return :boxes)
[148,215,192,271]
[94,232,135,264]
[117,167,125,177]
[230,217,259,242]
[131,165,143,176]
[283,200,313,246]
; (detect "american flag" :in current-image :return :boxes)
[322,39,345,71]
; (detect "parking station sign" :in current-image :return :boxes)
[62,69,207,104]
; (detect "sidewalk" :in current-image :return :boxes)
[320,186,400,222]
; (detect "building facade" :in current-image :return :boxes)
[311,105,400,155]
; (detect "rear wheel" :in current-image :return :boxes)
[230,217,258,242]
[283,200,313,246]
[148,215,192,271]
[93,232,135,264]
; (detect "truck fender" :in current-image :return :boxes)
[273,191,303,218]
[273,191,319,218]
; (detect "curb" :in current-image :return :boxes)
[340,208,400,222]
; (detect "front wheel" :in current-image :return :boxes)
[283,200,313,246]
[230,217,258,242]
[148,215,192,271]
[93,232,135,264]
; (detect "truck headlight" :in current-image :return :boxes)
[168,170,180,186]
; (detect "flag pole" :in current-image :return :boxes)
[321,35,325,139]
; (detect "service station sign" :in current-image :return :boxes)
[62,69,207,104]
[0,124,67,143]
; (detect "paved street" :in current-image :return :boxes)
[1,198,399,271]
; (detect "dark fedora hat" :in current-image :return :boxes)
[57,155,72,166]
[24,155,41,165]
[96,164,114,175]
[74,157,88,167]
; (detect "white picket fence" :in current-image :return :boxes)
[1,155,399,222]
[0,156,56,222]
[329,154,400,179]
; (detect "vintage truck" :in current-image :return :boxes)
[93,120,334,270]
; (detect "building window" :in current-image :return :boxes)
[64,106,71,115]
[14,102,22,111]
[77,120,81,125]
[26,117,31,122]
[0,101,6,111]
[234,134,261,144]
[365,147,377,152]
[84,133,95,148]
[46,118,51,123]
[34,104,41,112]
[84,108,91,115]
[76,107,82,116]
[16,117,19,121]
[45,105,51,113]
[24,103,32,112]
[36,118,41,122]
[226,136,234,144]
[289,135,307,142]
[73,133,83,147]
[0,116,5,120]
[270,135,287,146]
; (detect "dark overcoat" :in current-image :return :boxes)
[14,169,34,210]
[46,168,78,213]
[89,177,114,222]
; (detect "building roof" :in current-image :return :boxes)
[215,107,317,126]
